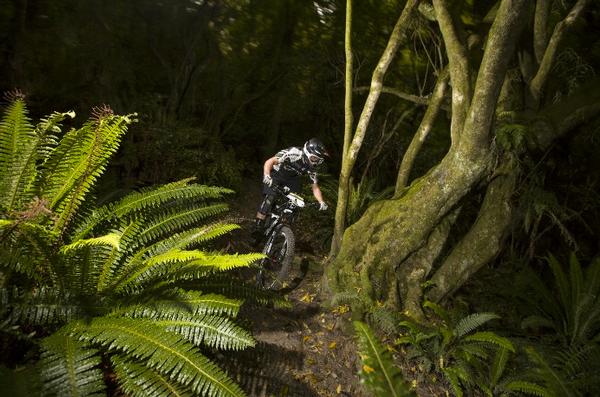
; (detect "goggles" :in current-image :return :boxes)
[308,155,324,165]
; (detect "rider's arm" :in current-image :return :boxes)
[263,157,279,177]
[312,183,324,203]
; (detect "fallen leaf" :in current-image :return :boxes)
[328,341,337,349]
[362,364,375,374]
[336,384,342,394]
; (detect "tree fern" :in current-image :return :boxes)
[354,321,415,397]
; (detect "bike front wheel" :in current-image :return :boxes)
[257,225,295,290]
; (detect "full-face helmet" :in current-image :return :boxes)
[302,138,329,166]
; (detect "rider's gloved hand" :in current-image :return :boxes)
[263,174,273,186]
[318,201,328,211]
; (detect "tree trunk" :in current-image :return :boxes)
[330,0,354,258]
[325,0,528,309]
[426,157,518,302]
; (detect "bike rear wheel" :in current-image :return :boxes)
[257,225,295,290]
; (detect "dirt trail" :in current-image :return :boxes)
[224,179,366,397]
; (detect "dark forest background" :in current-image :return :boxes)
[2,1,600,396]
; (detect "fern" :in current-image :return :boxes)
[454,313,500,338]
[0,98,260,396]
[354,321,415,397]
[40,334,105,397]
[111,355,192,397]
[65,317,246,397]
[518,254,600,347]
[396,303,515,396]
[0,97,36,212]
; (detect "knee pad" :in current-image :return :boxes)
[259,194,275,215]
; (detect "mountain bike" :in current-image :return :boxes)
[256,184,319,290]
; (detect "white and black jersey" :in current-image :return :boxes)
[268,146,318,192]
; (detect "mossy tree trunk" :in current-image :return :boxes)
[324,0,599,316]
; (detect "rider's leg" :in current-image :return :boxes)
[252,193,275,238]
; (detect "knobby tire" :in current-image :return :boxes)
[257,225,295,290]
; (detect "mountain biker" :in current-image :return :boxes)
[253,138,330,237]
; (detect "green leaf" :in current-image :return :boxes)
[353,321,415,397]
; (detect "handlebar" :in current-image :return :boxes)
[270,183,323,210]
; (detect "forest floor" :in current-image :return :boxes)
[224,178,448,397]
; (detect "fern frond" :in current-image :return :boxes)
[149,223,241,254]
[490,347,510,386]
[95,221,140,292]
[66,317,246,397]
[505,381,552,397]
[121,307,255,350]
[331,291,365,307]
[463,332,515,352]
[40,114,133,232]
[0,98,37,211]
[526,347,574,397]
[194,274,291,309]
[4,287,80,326]
[60,232,121,253]
[71,180,233,240]
[453,313,500,338]
[111,355,193,397]
[354,321,415,397]
[34,110,75,167]
[547,254,571,314]
[521,315,555,330]
[135,204,230,246]
[441,366,464,397]
[176,252,264,274]
[110,182,233,218]
[117,252,263,294]
[369,306,403,334]
[423,300,451,325]
[39,334,104,396]
[115,290,243,318]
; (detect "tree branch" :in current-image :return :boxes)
[395,68,449,194]
[531,77,600,150]
[353,86,432,107]
[457,0,528,157]
[530,0,590,106]
[533,0,552,64]
[432,0,471,142]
